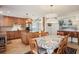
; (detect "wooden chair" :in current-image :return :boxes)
[54,35,68,54]
[31,32,39,38]
[41,32,48,36]
[29,39,47,54]
[31,32,48,38]
[29,39,38,54]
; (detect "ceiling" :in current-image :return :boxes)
[0,5,79,19]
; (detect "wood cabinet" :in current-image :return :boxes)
[16,18,26,25]
[6,31,21,40]
[0,16,32,26]
[1,16,15,26]
[14,31,21,39]
[6,31,14,40]
[20,31,29,45]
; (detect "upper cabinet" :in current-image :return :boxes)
[16,18,26,25]
[0,16,32,26]
[0,16,14,26]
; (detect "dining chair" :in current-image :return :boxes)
[31,32,39,38]
[53,35,69,54]
[41,32,48,36]
[29,39,47,54]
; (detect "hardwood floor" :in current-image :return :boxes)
[3,39,79,54]
[4,39,30,54]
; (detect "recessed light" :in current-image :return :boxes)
[0,11,3,14]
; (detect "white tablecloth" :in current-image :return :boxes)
[35,35,64,54]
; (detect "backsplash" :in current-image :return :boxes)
[0,25,25,31]
[11,24,22,31]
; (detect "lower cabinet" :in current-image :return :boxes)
[6,31,21,40]
[14,31,21,39]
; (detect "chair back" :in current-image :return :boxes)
[29,39,38,54]
[41,32,48,36]
[57,35,68,54]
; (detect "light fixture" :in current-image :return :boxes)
[49,5,54,13]
[26,13,28,15]
[45,5,57,18]
[50,5,53,7]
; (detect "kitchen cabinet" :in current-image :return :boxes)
[14,31,21,39]
[20,31,29,45]
[0,16,32,26]
[6,31,14,40]
[6,31,21,40]
[1,16,15,26]
[16,18,26,25]
[8,31,14,39]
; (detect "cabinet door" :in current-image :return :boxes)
[0,16,31,26]
[16,18,21,25]
[8,17,15,26]
[10,17,16,25]
[4,16,10,26]
[14,31,20,39]
[6,31,15,40]
[9,31,15,39]
[1,16,15,26]
[20,18,26,25]
[21,19,26,25]
[0,16,8,26]
[16,18,26,25]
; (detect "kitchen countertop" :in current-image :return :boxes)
[58,29,79,32]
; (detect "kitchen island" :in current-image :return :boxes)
[6,30,24,40]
